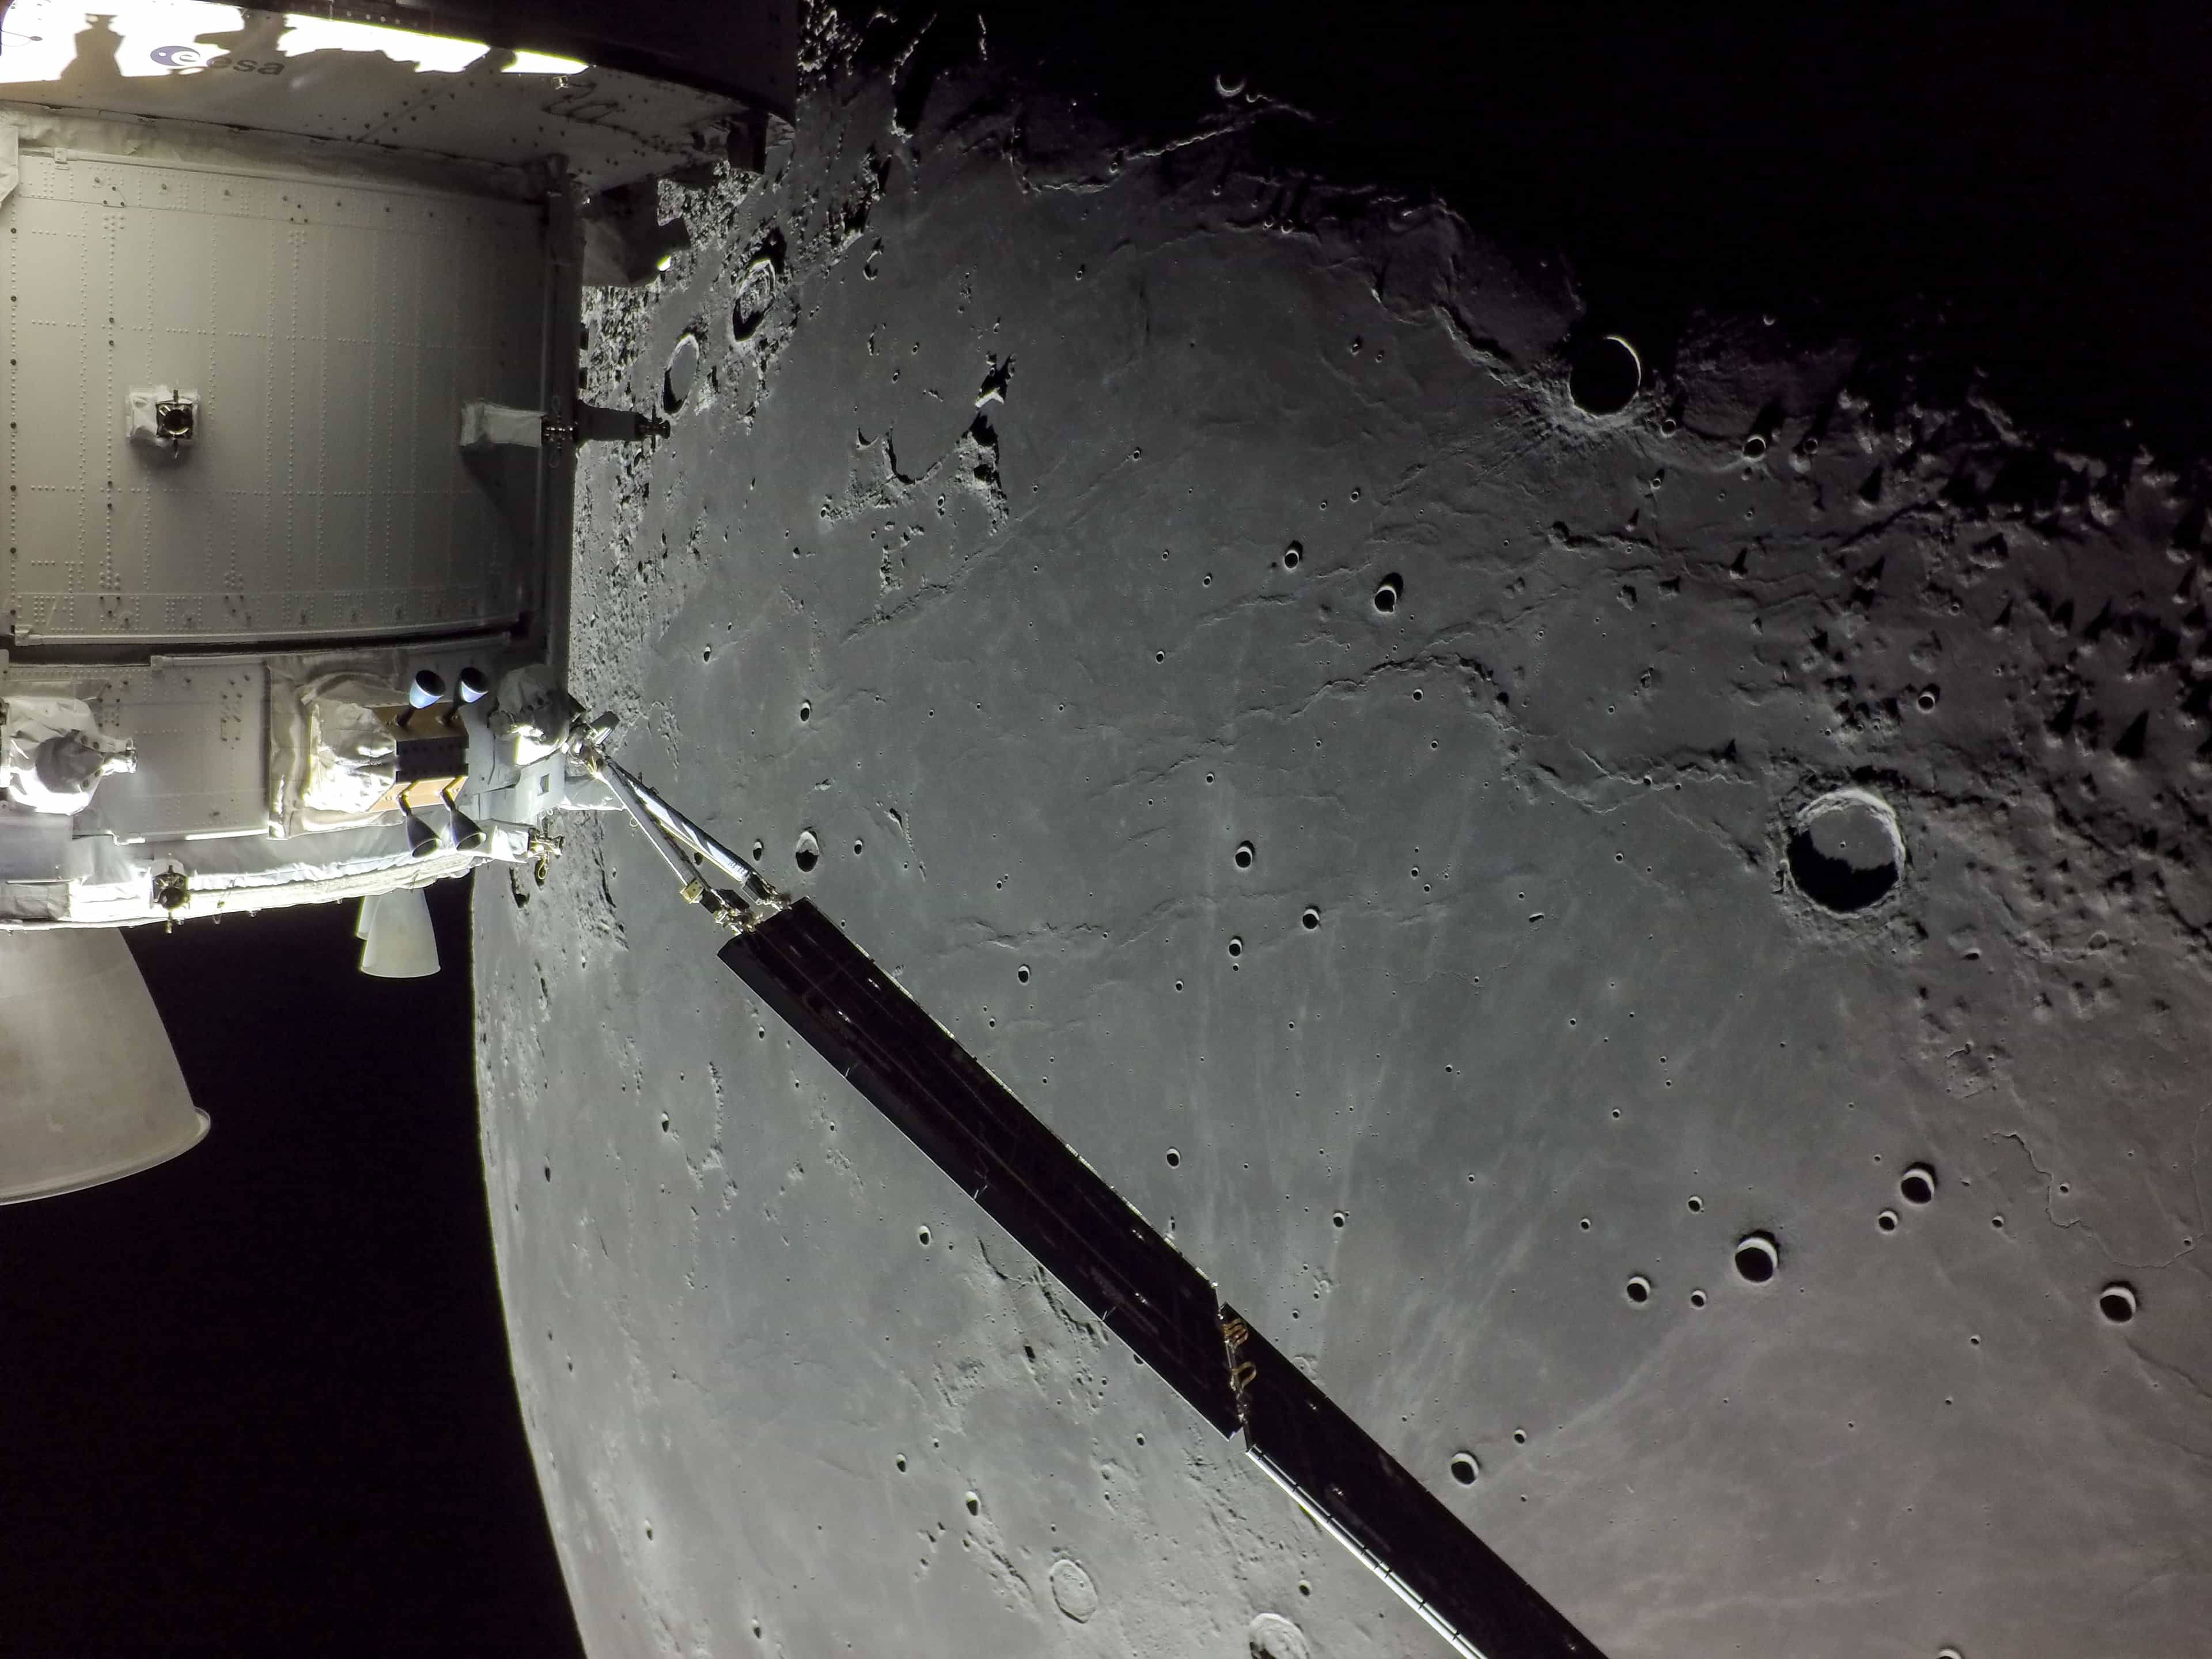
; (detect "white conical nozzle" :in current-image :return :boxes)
[0,927,208,1205]
[359,887,440,978]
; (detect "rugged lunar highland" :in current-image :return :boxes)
[475,18,2212,1659]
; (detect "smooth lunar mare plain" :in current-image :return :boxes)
[474,20,2212,1659]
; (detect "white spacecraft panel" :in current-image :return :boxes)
[2,138,543,645]
[82,660,268,838]
[0,2,744,195]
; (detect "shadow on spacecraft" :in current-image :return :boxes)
[1,6,1607,1655]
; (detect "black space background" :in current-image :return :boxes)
[0,884,580,1657]
[1,7,2209,1657]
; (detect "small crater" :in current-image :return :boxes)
[1742,433,1768,460]
[1569,334,1641,416]
[1686,1195,1703,1213]
[1877,1209,1899,1233]
[662,333,700,414]
[1624,1274,1652,1305]
[1331,1211,1346,1229]
[1234,840,1256,869]
[1450,1450,1479,1484]
[798,700,811,722]
[1282,542,1302,570]
[1048,1557,1100,1623]
[1372,573,1403,614]
[964,1490,980,1515]
[895,1454,907,1472]
[1900,1164,1937,1206]
[1017,965,1030,983]
[1301,907,1321,930]
[1227,937,1243,959]
[1165,1147,1181,1168]
[916,1225,931,1245]
[1733,1233,1780,1285]
[1786,789,1904,914]
[2099,1283,2138,1323]
[794,830,820,873]
[1688,1289,1707,1308]
[1917,685,1941,713]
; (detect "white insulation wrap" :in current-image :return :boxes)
[0,927,206,1203]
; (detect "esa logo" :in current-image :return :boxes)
[151,46,287,74]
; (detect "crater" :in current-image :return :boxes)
[2099,1282,2138,1324]
[1899,1164,1937,1206]
[663,333,700,413]
[1449,1451,1479,1485]
[1786,789,1904,914]
[1248,1613,1312,1659]
[730,231,784,341]
[1734,1233,1780,1284]
[1048,1557,1099,1622]
[1373,573,1403,614]
[794,830,820,873]
[1569,334,1641,416]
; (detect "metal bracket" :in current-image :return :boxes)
[568,718,784,931]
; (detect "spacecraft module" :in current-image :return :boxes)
[0,0,791,1195]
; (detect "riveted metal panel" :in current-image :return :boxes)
[2,141,542,645]
[85,661,271,838]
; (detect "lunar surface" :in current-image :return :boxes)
[474,14,2212,1658]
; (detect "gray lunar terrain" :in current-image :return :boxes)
[474,16,2212,1659]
